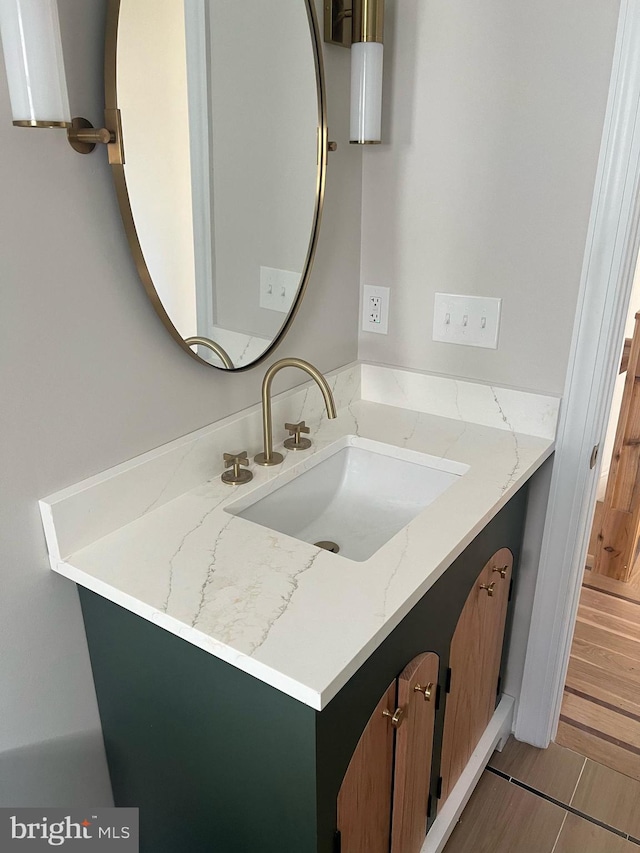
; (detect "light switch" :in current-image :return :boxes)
[433,293,501,349]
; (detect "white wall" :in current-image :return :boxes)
[0,0,360,805]
[359,0,620,396]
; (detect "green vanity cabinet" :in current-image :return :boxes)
[79,485,527,853]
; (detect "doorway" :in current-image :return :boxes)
[555,256,640,778]
[515,0,640,751]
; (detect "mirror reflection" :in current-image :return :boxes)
[115,0,323,369]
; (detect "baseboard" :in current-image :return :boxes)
[420,695,515,853]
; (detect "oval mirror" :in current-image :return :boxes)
[107,0,327,370]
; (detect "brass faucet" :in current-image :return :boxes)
[254,358,337,466]
[184,336,234,370]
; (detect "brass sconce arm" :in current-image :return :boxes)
[67,118,115,154]
[66,110,124,162]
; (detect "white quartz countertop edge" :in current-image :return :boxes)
[51,558,325,708]
[47,395,555,711]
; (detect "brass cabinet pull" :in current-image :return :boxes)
[382,706,405,728]
[479,582,496,597]
[493,565,508,579]
[413,681,434,701]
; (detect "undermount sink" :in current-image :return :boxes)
[226,436,469,562]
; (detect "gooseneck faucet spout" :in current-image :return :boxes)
[254,358,337,466]
[184,336,234,370]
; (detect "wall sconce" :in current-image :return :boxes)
[325,0,384,145]
[0,0,116,154]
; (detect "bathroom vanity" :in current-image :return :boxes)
[40,363,559,853]
[78,495,523,853]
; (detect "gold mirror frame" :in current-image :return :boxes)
[104,0,328,371]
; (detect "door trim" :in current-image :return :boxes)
[516,0,640,746]
[184,0,216,335]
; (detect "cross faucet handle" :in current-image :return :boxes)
[224,451,249,468]
[284,421,312,451]
[285,421,311,438]
[221,451,253,486]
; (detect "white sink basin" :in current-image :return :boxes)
[226,436,469,562]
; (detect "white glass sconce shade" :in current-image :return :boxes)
[350,41,383,144]
[0,0,71,127]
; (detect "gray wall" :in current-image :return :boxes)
[358,0,620,395]
[0,0,361,805]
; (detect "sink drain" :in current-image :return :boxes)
[315,540,340,554]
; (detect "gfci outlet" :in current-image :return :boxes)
[362,285,390,335]
[433,293,501,349]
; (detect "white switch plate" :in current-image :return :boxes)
[433,293,501,348]
[260,266,300,313]
[362,285,390,335]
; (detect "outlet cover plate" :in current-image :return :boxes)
[362,285,390,335]
[433,293,501,348]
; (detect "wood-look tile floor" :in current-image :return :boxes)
[556,564,640,781]
[444,737,640,852]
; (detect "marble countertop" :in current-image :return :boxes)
[40,364,557,709]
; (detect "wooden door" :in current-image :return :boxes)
[390,652,439,853]
[337,681,396,853]
[593,313,640,580]
[439,548,513,806]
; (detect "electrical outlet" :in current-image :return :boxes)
[369,296,382,324]
[362,285,390,334]
[432,293,501,348]
[260,266,300,313]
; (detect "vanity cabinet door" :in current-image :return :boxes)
[337,653,440,853]
[439,548,513,806]
[337,681,396,853]
[390,653,440,853]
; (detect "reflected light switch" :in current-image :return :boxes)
[260,267,300,313]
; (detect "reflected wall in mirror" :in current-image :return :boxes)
[109,0,327,369]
